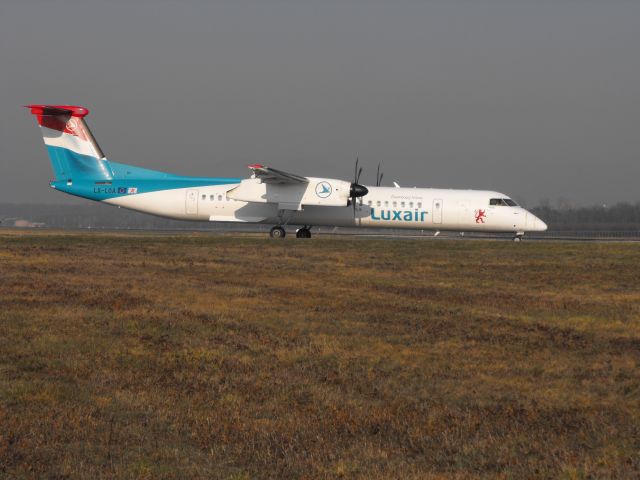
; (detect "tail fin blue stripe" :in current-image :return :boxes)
[45,145,113,181]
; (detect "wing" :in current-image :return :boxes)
[247,164,308,184]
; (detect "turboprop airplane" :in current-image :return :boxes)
[26,104,547,240]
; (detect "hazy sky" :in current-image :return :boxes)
[2,0,639,206]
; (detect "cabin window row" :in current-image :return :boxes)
[366,200,422,208]
[201,194,228,201]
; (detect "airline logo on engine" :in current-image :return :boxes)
[315,181,332,198]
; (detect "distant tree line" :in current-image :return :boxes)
[0,202,259,231]
[531,202,640,231]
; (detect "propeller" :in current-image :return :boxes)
[375,162,383,187]
[349,156,368,215]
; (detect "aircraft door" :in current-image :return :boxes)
[432,199,443,224]
[186,189,199,215]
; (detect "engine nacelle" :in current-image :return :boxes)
[227,177,352,210]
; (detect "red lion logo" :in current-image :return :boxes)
[475,209,486,223]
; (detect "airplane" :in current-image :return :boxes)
[26,104,547,240]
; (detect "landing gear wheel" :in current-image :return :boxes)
[296,227,311,239]
[513,235,523,242]
[270,226,286,239]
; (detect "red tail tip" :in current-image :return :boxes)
[25,105,89,117]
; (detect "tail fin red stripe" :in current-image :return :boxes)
[26,105,89,117]
[25,105,91,140]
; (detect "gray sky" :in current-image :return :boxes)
[2,0,639,206]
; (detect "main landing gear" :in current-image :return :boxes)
[268,226,312,239]
[296,227,311,239]
[512,232,524,242]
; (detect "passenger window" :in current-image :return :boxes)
[218,195,223,201]
[384,201,389,207]
[201,194,206,200]
[376,201,381,207]
[393,202,397,208]
[401,202,405,208]
[409,202,413,208]
[210,195,214,201]
[418,202,422,208]
[367,200,372,206]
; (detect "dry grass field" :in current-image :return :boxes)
[0,230,639,479]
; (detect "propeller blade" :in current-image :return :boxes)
[375,162,384,186]
[351,156,368,217]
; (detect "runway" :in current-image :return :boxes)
[2,225,639,242]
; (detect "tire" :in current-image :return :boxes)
[270,226,286,239]
[296,228,311,239]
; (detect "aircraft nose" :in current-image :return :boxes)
[534,216,547,231]
[525,211,547,232]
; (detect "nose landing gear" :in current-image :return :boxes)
[269,226,286,239]
[513,232,524,242]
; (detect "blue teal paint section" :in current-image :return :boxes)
[108,161,192,180]
[45,146,241,200]
[52,177,241,201]
[46,145,113,181]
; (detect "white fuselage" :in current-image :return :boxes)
[105,184,547,233]
[26,105,547,235]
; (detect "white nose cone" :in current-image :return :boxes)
[535,217,548,231]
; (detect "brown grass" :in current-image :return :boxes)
[0,230,639,479]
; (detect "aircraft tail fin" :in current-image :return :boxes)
[26,104,113,182]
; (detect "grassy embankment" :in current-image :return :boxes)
[1,231,639,478]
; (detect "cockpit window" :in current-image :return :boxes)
[490,198,519,206]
